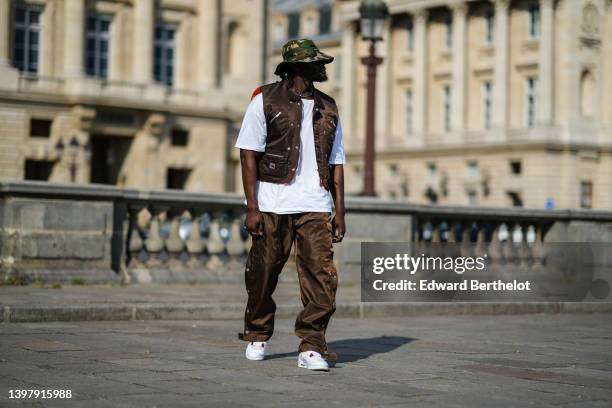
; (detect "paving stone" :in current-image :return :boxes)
[106,358,205,372]
[16,339,89,352]
[0,315,611,407]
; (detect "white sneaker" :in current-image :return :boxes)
[245,341,266,361]
[297,351,329,371]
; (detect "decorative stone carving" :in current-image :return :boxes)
[71,106,96,132]
[582,2,599,35]
[144,113,166,137]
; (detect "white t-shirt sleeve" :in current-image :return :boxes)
[328,116,346,165]
[234,93,266,152]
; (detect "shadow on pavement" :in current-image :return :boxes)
[266,336,416,364]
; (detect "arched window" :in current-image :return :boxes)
[580,70,595,118]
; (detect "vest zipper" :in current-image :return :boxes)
[270,111,282,123]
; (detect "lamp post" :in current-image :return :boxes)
[359,0,388,197]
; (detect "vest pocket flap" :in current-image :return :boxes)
[261,153,289,177]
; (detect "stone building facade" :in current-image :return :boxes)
[1,0,610,210]
[0,0,265,192]
[270,0,611,209]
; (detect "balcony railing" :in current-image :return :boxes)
[1,181,611,286]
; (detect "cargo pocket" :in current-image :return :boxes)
[261,152,288,178]
[322,216,338,296]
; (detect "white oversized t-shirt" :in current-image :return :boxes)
[235,92,346,214]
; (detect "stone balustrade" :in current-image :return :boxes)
[1,181,612,286]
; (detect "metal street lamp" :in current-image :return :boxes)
[359,0,388,196]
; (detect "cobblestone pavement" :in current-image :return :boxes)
[1,314,611,407]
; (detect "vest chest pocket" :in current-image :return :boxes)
[260,152,289,178]
[267,109,291,135]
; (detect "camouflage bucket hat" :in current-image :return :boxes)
[274,38,334,76]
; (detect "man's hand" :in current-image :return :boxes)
[331,214,345,243]
[245,208,264,237]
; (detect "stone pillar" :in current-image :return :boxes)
[492,0,509,129]
[109,8,124,82]
[341,21,355,147]
[39,0,55,77]
[133,0,154,83]
[413,8,429,143]
[197,0,218,89]
[175,17,190,89]
[64,0,85,78]
[537,0,554,125]
[451,2,468,133]
[0,0,11,68]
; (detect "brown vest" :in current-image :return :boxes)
[257,79,339,190]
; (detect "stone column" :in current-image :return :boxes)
[492,0,509,129]
[413,8,429,143]
[341,20,355,147]
[451,2,468,133]
[133,0,154,83]
[0,0,12,68]
[109,8,124,82]
[537,0,554,125]
[64,0,85,78]
[197,0,218,89]
[39,0,55,77]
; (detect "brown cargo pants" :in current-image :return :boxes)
[237,211,338,356]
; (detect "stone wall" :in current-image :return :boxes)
[2,181,612,285]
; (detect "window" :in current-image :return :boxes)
[404,89,413,136]
[171,128,189,146]
[482,81,493,129]
[274,22,285,42]
[467,161,479,177]
[528,2,540,38]
[319,6,332,34]
[30,118,52,138]
[288,13,300,38]
[445,14,453,49]
[442,85,451,132]
[507,191,523,207]
[167,168,191,190]
[25,160,53,181]
[334,54,342,81]
[86,14,111,78]
[580,181,593,209]
[388,163,398,176]
[467,190,478,205]
[485,9,495,44]
[407,21,414,51]
[305,15,315,36]
[580,70,595,118]
[525,76,538,128]
[510,160,522,175]
[154,22,176,86]
[427,163,437,178]
[12,3,42,73]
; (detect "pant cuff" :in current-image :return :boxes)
[238,332,271,342]
[298,342,325,354]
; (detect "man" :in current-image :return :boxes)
[234,39,346,371]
